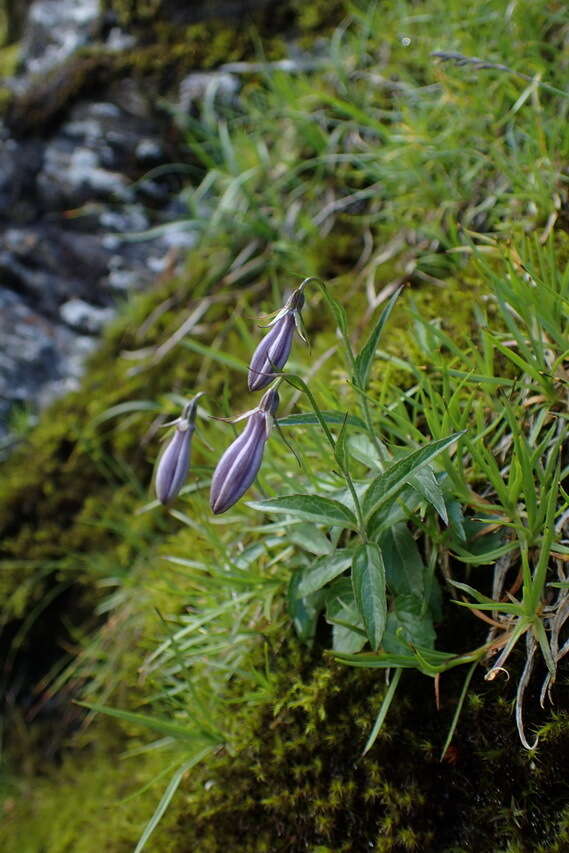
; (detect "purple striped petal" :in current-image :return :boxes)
[248,312,296,391]
[210,414,268,514]
[155,424,193,505]
[210,388,280,514]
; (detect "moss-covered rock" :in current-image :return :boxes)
[3,641,569,852]
[5,0,345,133]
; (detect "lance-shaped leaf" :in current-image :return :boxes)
[352,542,387,651]
[210,388,279,514]
[277,411,367,430]
[406,466,448,525]
[362,431,465,525]
[247,494,358,529]
[297,549,354,597]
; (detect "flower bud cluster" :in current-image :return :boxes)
[154,284,306,513]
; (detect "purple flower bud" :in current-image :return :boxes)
[210,388,279,514]
[155,395,202,505]
[248,289,306,391]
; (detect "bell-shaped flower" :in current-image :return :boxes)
[155,394,203,505]
[210,387,280,514]
[248,287,307,391]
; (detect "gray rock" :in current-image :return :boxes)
[21,0,101,76]
[59,299,115,334]
[178,71,240,113]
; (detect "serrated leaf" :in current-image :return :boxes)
[352,543,387,650]
[297,550,353,597]
[406,466,448,524]
[247,494,358,529]
[363,432,465,525]
[354,287,402,390]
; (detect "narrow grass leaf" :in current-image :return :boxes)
[313,279,349,337]
[354,287,402,390]
[76,702,219,743]
[363,667,402,756]
[92,400,162,426]
[134,748,213,853]
[440,661,478,761]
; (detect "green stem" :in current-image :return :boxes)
[301,276,387,465]
[282,370,366,537]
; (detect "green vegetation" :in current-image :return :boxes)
[2,1,569,850]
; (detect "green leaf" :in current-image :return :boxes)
[182,339,249,372]
[287,523,332,556]
[380,524,425,598]
[365,485,423,539]
[134,750,213,853]
[76,702,217,743]
[247,494,358,529]
[325,579,367,654]
[363,432,465,524]
[278,411,367,430]
[334,412,350,470]
[297,550,353,597]
[348,433,382,468]
[334,644,485,676]
[352,543,387,650]
[314,280,349,337]
[440,662,478,761]
[447,499,466,543]
[362,667,402,756]
[354,287,402,390]
[287,572,325,645]
[383,594,436,655]
[406,466,448,525]
[92,399,162,426]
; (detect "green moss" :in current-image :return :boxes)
[0,40,18,75]
[164,654,569,853]
[0,732,183,853]
[4,639,568,853]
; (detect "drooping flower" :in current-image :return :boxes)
[155,394,203,505]
[210,387,280,514]
[248,287,307,391]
